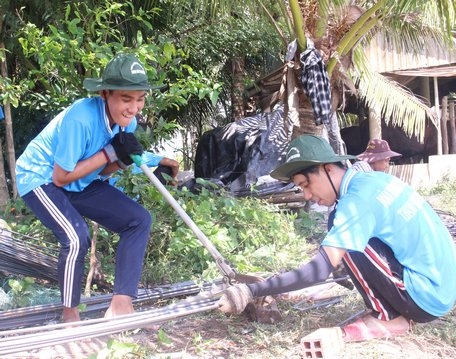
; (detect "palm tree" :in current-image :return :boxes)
[154,0,455,153]
[283,0,456,149]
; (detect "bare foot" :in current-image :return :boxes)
[62,306,80,323]
[104,294,134,318]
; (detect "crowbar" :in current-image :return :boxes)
[131,154,263,285]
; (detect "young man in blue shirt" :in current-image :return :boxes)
[219,134,456,341]
[16,53,177,323]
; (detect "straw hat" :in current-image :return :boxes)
[357,139,401,163]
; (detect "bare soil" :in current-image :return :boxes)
[11,283,456,359]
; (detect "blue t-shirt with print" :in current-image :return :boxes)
[322,168,456,317]
[16,97,137,196]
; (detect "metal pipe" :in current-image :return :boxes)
[0,298,220,355]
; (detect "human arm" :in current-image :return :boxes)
[218,246,346,314]
[53,151,112,187]
[99,162,123,176]
[158,157,179,179]
[53,132,143,187]
[248,246,344,297]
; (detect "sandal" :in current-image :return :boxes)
[342,316,409,342]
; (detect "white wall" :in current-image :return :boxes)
[388,154,456,189]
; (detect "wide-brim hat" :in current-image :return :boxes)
[270,135,356,182]
[357,139,401,163]
[83,53,163,91]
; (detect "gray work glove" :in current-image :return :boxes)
[218,284,253,314]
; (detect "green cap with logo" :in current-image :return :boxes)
[83,53,153,91]
[270,135,356,182]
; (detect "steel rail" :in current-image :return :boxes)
[0,294,221,356]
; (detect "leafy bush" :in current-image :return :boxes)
[115,171,321,285]
[0,276,60,309]
[418,175,456,215]
[1,173,323,291]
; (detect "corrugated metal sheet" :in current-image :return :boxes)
[364,35,456,77]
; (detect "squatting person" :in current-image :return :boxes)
[218,134,456,342]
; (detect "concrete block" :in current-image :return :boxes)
[300,327,344,358]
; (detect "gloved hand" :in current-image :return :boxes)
[218,284,253,314]
[103,132,143,166]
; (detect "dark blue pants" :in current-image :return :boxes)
[22,180,152,307]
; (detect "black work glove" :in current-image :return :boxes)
[103,132,143,167]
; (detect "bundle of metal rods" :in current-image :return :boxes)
[0,282,225,356]
[0,279,225,330]
[0,229,59,282]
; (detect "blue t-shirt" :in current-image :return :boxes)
[322,168,456,317]
[16,97,137,195]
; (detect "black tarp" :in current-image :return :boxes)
[193,106,294,196]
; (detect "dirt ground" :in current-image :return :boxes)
[10,310,456,359]
[9,283,456,359]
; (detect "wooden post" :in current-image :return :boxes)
[441,96,448,154]
[433,77,442,155]
[448,100,456,154]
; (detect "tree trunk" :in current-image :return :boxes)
[2,100,17,199]
[85,221,99,297]
[0,137,9,207]
[325,112,345,154]
[368,108,382,139]
[0,40,13,206]
[231,57,245,121]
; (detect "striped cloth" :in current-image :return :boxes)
[300,38,331,125]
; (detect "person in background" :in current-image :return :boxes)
[15,53,175,323]
[218,134,456,342]
[356,139,401,172]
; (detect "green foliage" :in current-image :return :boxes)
[2,171,321,289]
[87,338,145,359]
[135,119,182,150]
[157,328,173,345]
[10,0,222,146]
[116,171,316,285]
[418,176,456,215]
[0,276,60,309]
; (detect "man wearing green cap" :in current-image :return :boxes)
[218,134,456,342]
[15,53,176,323]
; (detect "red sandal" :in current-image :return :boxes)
[342,316,410,342]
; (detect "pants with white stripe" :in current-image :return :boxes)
[22,180,152,308]
[343,237,436,323]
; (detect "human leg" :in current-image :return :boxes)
[22,184,91,322]
[340,237,436,340]
[69,180,152,316]
[343,237,436,322]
